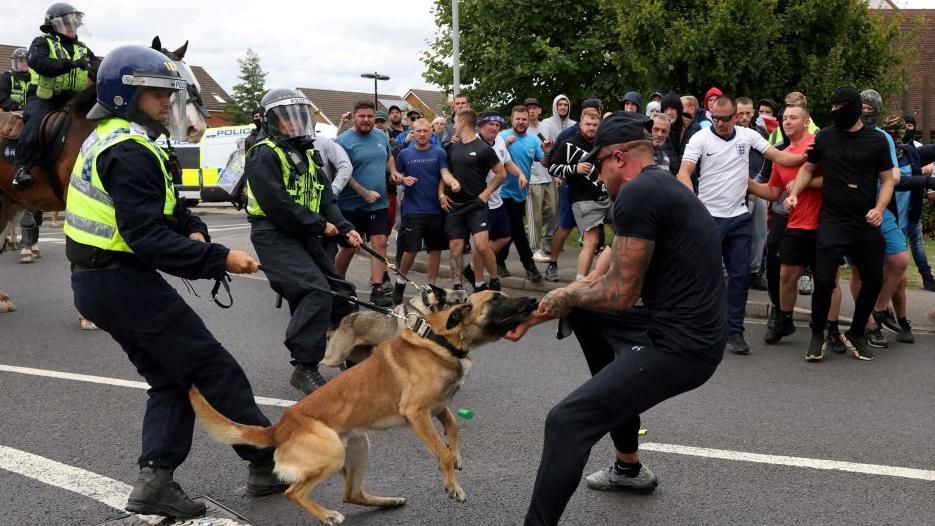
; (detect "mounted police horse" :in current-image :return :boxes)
[0,37,208,313]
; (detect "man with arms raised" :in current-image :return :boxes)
[508,113,727,526]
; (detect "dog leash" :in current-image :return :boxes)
[347,234,427,293]
[258,263,469,359]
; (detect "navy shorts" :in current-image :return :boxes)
[558,185,575,230]
[487,205,511,240]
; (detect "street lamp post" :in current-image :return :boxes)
[361,72,390,110]
[452,0,460,96]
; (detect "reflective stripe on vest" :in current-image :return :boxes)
[10,76,29,105]
[245,138,323,217]
[64,117,176,253]
[34,34,89,100]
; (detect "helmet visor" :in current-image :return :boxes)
[12,56,28,73]
[51,12,86,36]
[267,102,315,139]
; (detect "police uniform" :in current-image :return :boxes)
[0,70,30,111]
[246,130,356,391]
[66,45,283,520]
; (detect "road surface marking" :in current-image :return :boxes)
[4,363,935,482]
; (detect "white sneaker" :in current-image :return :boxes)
[532,249,550,263]
[18,248,34,264]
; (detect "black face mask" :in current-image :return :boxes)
[903,129,918,144]
[830,87,862,130]
[860,110,879,128]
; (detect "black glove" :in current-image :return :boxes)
[72,56,90,70]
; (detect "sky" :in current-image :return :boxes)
[2,0,933,98]
[1,0,441,97]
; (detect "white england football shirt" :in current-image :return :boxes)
[485,134,511,210]
[683,126,770,218]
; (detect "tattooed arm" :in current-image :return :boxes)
[539,236,654,316]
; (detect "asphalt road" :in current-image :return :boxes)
[1,215,934,526]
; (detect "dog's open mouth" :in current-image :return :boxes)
[485,296,539,335]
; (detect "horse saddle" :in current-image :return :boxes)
[0,108,70,161]
[0,111,23,141]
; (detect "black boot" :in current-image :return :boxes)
[12,166,35,190]
[290,362,327,394]
[247,459,289,497]
[125,467,206,519]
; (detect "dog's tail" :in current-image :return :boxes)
[189,386,275,448]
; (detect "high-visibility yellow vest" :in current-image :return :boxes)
[33,34,89,100]
[64,117,176,253]
[9,75,29,106]
[245,138,323,217]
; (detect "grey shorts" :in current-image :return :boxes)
[571,199,613,232]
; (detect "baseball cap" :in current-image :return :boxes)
[407,109,422,119]
[388,105,402,113]
[756,98,778,113]
[524,97,540,107]
[582,111,652,161]
[375,110,389,122]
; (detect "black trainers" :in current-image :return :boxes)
[823,331,848,354]
[290,363,327,394]
[866,326,887,349]
[805,334,824,362]
[370,284,393,307]
[11,166,35,190]
[844,331,875,361]
[726,332,750,355]
[923,276,935,292]
[488,277,501,291]
[895,319,915,344]
[763,319,795,344]
[462,263,476,285]
[391,282,406,305]
[544,262,559,282]
[473,282,489,292]
[875,309,901,334]
[247,459,289,497]
[525,266,543,283]
[497,263,511,278]
[126,467,206,519]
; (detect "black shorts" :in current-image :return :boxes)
[487,205,511,240]
[341,208,390,240]
[444,199,488,240]
[779,228,816,266]
[401,214,448,252]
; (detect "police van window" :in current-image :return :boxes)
[174,147,200,170]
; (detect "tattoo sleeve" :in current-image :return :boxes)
[567,236,654,312]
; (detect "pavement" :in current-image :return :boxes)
[2,212,935,525]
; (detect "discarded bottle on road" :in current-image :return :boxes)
[456,408,474,420]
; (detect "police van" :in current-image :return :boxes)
[163,125,253,204]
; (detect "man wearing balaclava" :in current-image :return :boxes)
[785,86,896,362]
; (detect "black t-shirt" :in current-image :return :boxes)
[446,137,500,203]
[613,165,727,361]
[807,126,894,231]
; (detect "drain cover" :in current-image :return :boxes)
[94,496,254,526]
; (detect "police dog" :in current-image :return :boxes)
[321,284,469,368]
[190,291,537,525]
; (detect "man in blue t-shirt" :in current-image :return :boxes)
[335,100,403,307]
[498,105,546,282]
[392,118,454,304]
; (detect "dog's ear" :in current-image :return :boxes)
[445,304,472,330]
[429,284,447,306]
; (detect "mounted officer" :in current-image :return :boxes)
[246,88,362,394]
[13,2,96,190]
[65,45,286,520]
[0,48,31,111]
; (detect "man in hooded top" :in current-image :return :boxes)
[540,94,576,142]
[622,91,643,113]
[659,91,701,178]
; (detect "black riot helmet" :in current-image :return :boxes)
[260,88,316,140]
[11,48,28,73]
[42,2,85,36]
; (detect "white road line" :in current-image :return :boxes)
[0,445,162,524]
[4,364,935,483]
[0,364,295,408]
[640,442,935,482]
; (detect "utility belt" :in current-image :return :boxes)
[66,237,139,271]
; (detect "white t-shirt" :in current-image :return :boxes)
[683,126,770,218]
[527,123,552,184]
[485,134,511,210]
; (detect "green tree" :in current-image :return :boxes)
[225,48,267,124]
[422,0,918,124]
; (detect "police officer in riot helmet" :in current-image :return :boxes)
[13,2,96,189]
[245,88,362,394]
[66,45,286,520]
[0,48,30,111]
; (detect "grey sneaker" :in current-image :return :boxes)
[805,334,824,362]
[726,332,750,355]
[895,319,915,344]
[823,331,848,354]
[866,327,888,349]
[544,262,559,282]
[585,464,658,493]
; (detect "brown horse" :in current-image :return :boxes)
[0,38,208,313]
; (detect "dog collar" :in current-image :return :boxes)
[405,314,469,360]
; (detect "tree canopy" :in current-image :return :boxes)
[225,48,268,124]
[422,0,917,124]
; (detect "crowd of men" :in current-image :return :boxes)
[307,87,935,363]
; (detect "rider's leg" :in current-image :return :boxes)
[13,98,58,189]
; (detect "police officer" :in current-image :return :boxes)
[0,48,30,111]
[246,88,362,394]
[65,45,285,520]
[13,2,95,190]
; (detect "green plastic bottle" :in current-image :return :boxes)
[456,408,475,420]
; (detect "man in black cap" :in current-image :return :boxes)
[508,112,727,526]
[786,86,895,361]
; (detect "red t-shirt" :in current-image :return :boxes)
[768,134,820,230]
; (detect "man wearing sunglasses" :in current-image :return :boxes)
[508,112,727,525]
[677,95,806,355]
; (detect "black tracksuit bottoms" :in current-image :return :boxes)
[524,308,722,526]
